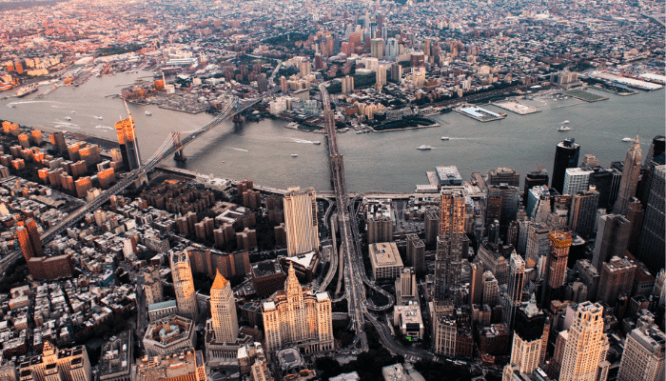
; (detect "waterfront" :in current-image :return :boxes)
[1,71,664,194]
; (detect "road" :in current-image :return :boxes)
[320,83,368,353]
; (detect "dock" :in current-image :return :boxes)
[492,100,541,115]
[456,105,507,122]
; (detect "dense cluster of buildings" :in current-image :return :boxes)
[0,0,664,380]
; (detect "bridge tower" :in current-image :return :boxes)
[172,132,186,162]
[232,114,244,132]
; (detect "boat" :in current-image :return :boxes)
[16,84,38,98]
[441,137,450,141]
[563,120,570,124]
[145,111,152,116]
[287,122,298,129]
[558,126,571,132]
[64,116,72,121]
[291,153,298,158]
[417,145,432,151]
[622,137,633,142]
[312,141,321,145]
[94,116,103,120]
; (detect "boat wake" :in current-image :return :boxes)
[229,147,248,152]
[8,100,57,107]
[95,125,114,130]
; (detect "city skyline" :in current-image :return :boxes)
[0,0,664,380]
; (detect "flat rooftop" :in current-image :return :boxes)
[251,259,284,278]
[369,242,403,267]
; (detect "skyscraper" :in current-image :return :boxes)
[406,234,425,276]
[505,253,525,330]
[614,137,642,215]
[552,138,581,194]
[487,167,520,187]
[488,184,521,236]
[370,38,384,59]
[210,270,238,344]
[625,198,644,255]
[283,187,319,256]
[469,262,484,307]
[525,222,550,275]
[143,266,163,306]
[588,167,621,210]
[591,214,631,271]
[25,218,43,257]
[559,302,610,381]
[637,165,665,273]
[114,117,141,171]
[523,170,549,206]
[547,231,571,289]
[617,323,665,381]
[598,256,636,305]
[638,135,665,207]
[502,294,549,381]
[262,264,333,353]
[170,251,198,320]
[568,188,600,238]
[17,225,34,261]
[435,188,469,301]
[563,167,593,196]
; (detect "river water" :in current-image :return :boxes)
[2,71,664,193]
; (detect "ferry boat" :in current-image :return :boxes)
[622,137,633,142]
[417,145,432,151]
[558,126,571,132]
[441,137,450,141]
[145,111,152,116]
[17,84,38,98]
[312,141,321,145]
[94,116,103,120]
[291,153,298,158]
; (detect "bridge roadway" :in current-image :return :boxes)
[320,83,367,353]
[0,98,259,276]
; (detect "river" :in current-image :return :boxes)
[2,70,664,193]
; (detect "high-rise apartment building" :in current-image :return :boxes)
[559,302,610,381]
[614,137,642,215]
[502,294,550,381]
[617,324,665,381]
[262,264,333,354]
[395,267,417,305]
[367,215,392,244]
[283,187,319,256]
[598,256,636,305]
[488,167,520,187]
[591,214,631,271]
[637,165,665,273]
[406,234,426,276]
[563,167,593,196]
[568,189,600,238]
[143,266,163,306]
[370,38,384,59]
[552,138,581,194]
[17,225,34,261]
[435,188,469,301]
[547,231,571,289]
[170,251,198,320]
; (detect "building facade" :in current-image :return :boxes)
[283,187,319,256]
[559,302,610,381]
[262,264,333,354]
[170,251,198,320]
